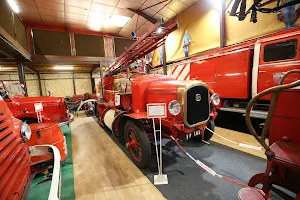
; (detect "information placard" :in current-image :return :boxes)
[34,103,43,112]
[147,103,167,118]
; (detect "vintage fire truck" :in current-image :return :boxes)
[166,27,300,119]
[97,20,220,168]
[0,80,74,126]
[0,95,63,199]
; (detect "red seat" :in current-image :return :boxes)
[270,141,300,167]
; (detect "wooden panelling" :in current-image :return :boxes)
[14,15,29,51]
[33,29,71,56]
[0,1,14,38]
[114,37,135,57]
[74,34,105,57]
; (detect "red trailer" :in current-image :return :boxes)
[167,27,300,118]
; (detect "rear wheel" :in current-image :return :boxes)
[194,120,215,141]
[124,120,151,168]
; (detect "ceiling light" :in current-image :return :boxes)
[157,27,163,34]
[0,67,3,70]
[7,0,19,13]
[53,66,74,70]
[108,15,130,27]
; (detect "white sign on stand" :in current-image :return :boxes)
[147,103,168,185]
[34,103,43,123]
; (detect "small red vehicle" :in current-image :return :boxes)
[97,20,220,168]
[168,27,300,118]
[0,80,74,126]
[0,95,63,200]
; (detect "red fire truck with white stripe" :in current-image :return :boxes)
[163,27,300,119]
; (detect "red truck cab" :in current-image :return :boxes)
[169,27,300,118]
[0,80,74,126]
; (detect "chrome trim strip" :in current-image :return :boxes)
[259,60,300,67]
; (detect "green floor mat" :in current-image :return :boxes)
[27,125,75,200]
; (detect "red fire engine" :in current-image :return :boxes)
[0,80,74,126]
[97,20,220,168]
[167,27,300,119]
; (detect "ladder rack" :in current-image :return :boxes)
[105,19,178,76]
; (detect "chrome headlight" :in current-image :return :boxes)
[211,93,221,106]
[20,122,31,142]
[168,100,181,116]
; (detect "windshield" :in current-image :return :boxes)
[1,81,25,97]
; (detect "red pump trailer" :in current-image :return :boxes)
[167,27,300,118]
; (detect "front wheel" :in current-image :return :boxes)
[194,120,215,141]
[124,120,151,168]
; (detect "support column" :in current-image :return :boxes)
[220,0,226,48]
[99,62,103,98]
[17,62,28,96]
[72,72,76,95]
[37,72,42,96]
[162,44,167,75]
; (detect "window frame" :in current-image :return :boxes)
[260,37,299,64]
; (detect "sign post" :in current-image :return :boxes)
[147,103,168,185]
[34,103,43,123]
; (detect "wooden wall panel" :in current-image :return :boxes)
[74,34,105,57]
[114,38,135,57]
[33,30,71,56]
[14,15,28,51]
[0,1,14,38]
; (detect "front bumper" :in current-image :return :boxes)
[58,113,74,127]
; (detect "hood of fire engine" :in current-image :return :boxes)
[10,96,64,105]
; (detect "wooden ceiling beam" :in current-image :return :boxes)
[127,8,157,24]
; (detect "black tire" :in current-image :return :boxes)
[124,120,151,168]
[194,120,215,141]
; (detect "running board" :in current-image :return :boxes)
[220,107,268,119]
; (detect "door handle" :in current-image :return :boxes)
[258,71,266,73]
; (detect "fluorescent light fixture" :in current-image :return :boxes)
[157,27,163,34]
[108,15,130,27]
[7,0,19,13]
[0,67,3,70]
[53,66,74,70]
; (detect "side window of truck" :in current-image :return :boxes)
[263,39,298,62]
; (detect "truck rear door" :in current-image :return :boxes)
[258,37,300,100]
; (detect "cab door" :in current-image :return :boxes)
[258,37,300,100]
